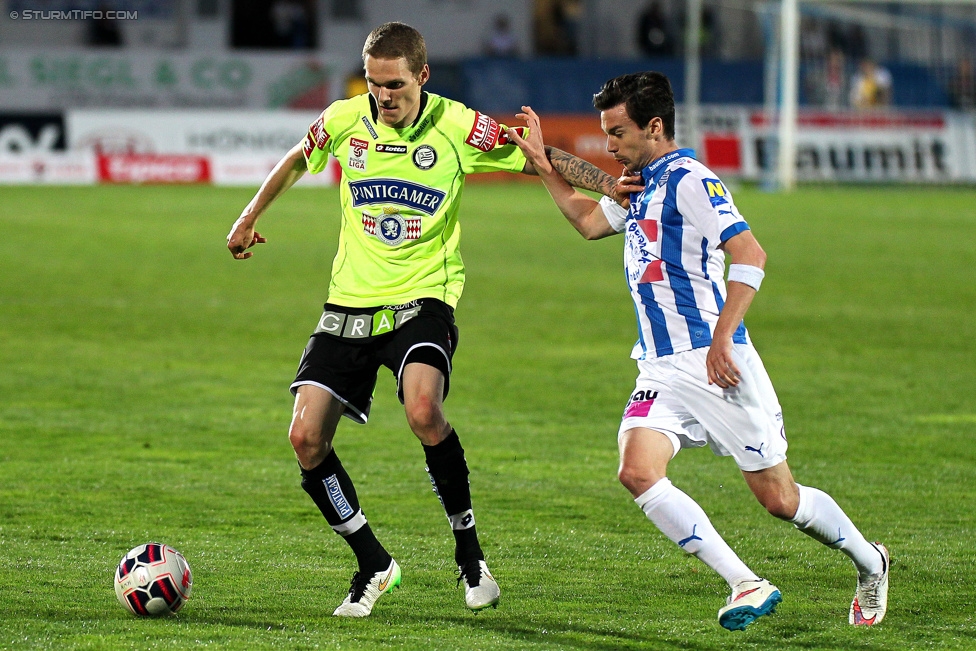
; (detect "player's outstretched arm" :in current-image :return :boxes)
[706,230,767,388]
[226,142,307,260]
[507,107,617,240]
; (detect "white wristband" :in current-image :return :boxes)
[727,264,765,291]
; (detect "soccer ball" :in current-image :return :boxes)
[114,543,193,616]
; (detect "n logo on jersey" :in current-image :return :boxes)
[702,178,729,207]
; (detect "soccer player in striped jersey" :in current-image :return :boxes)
[507,72,889,631]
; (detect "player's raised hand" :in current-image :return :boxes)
[226,216,267,260]
[613,171,644,208]
[507,106,552,174]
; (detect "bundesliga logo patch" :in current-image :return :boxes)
[348,137,369,170]
[362,209,421,246]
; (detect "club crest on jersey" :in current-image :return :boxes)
[466,111,500,152]
[362,208,421,246]
[413,145,436,170]
[348,137,369,170]
[361,116,379,140]
[702,178,729,207]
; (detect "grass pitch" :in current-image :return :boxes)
[1,183,975,650]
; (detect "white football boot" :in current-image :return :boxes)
[850,542,889,626]
[333,559,401,617]
[458,560,500,611]
[717,578,782,631]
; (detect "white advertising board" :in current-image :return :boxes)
[66,109,321,155]
[0,49,355,111]
[0,151,97,184]
[698,108,976,183]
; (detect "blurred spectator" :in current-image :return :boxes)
[699,6,718,57]
[800,17,826,60]
[232,0,316,49]
[807,47,847,109]
[555,0,583,56]
[822,48,847,109]
[87,5,123,46]
[484,14,520,58]
[637,2,674,57]
[850,58,892,109]
[846,25,868,61]
[271,0,310,49]
[345,68,368,98]
[947,58,976,109]
[534,0,581,56]
[826,21,847,54]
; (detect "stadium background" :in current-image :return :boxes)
[1,1,975,650]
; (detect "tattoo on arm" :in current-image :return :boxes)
[545,146,616,196]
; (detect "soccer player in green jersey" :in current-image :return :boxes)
[227,22,619,617]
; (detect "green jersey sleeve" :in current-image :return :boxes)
[449,103,528,175]
[301,100,349,175]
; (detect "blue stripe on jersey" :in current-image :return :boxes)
[720,221,750,243]
[626,264,650,358]
[638,283,673,357]
[659,168,712,351]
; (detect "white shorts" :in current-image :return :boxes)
[618,343,788,472]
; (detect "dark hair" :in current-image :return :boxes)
[593,71,675,139]
[362,22,428,77]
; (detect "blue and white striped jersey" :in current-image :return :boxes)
[601,148,751,360]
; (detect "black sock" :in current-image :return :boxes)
[423,430,484,565]
[301,449,391,574]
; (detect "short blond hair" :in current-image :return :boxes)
[362,22,427,77]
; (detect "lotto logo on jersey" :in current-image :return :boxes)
[466,112,500,152]
[702,178,729,207]
[349,137,369,170]
[623,389,659,418]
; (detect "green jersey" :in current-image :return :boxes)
[302,92,527,308]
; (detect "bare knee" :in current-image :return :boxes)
[289,419,330,469]
[405,395,447,443]
[618,461,665,498]
[758,485,800,520]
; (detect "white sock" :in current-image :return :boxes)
[790,484,884,577]
[636,478,759,588]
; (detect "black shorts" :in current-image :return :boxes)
[290,298,458,424]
